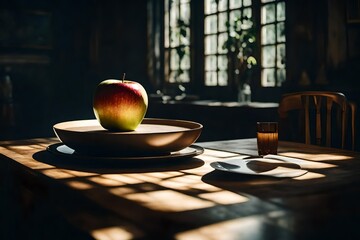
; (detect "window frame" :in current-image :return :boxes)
[149,0,286,102]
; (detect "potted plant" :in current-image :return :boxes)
[223,16,257,102]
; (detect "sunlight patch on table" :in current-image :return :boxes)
[66,180,94,190]
[158,174,201,190]
[91,226,136,240]
[200,149,239,160]
[40,168,96,179]
[23,160,51,170]
[89,176,125,187]
[294,171,325,180]
[128,173,165,183]
[175,215,265,240]
[102,174,145,185]
[279,152,339,169]
[63,169,97,177]
[144,171,184,179]
[109,187,137,196]
[8,144,42,151]
[41,169,77,179]
[123,190,215,212]
[282,152,353,162]
[191,183,222,192]
[181,164,214,175]
[199,191,249,205]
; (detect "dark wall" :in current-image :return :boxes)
[0,0,359,142]
[283,0,360,100]
[254,0,360,106]
[0,0,149,139]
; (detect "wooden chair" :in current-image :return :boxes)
[278,91,356,150]
[348,101,357,150]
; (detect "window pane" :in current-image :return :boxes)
[179,70,190,83]
[218,70,228,85]
[262,45,276,67]
[218,33,228,53]
[205,0,217,14]
[205,56,217,71]
[230,0,242,9]
[170,4,179,27]
[170,28,179,47]
[218,55,228,70]
[205,35,217,54]
[277,43,286,68]
[219,12,228,32]
[261,3,275,24]
[205,71,217,86]
[277,22,285,42]
[277,68,286,86]
[180,0,189,3]
[181,49,191,69]
[169,70,190,83]
[230,10,241,23]
[218,0,228,11]
[164,49,170,75]
[261,24,276,44]
[277,2,286,21]
[164,15,170,47]
[243,7,253,29]
[243,0,252,7]
[180,2,190,23]
[179,28,190,45]
[243,7,252,19]
[170,49,179,70]
[261,68,276,87]
[205,15,218,34]
[169,70,177,83]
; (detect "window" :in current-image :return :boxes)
[155,0,286,100]
[164,0,191,83]
[204,0,254,87]
[260,0,286,87]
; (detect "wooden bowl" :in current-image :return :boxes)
[53,118,203,157]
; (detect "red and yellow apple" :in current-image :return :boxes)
[93,79,148,131]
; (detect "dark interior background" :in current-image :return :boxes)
[0,0,359,149]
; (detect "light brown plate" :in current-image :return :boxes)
[53,118,203,156]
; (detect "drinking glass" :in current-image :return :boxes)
[256,122,278,156]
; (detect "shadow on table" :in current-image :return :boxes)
[201,169,310,198]
[32,150,204,174]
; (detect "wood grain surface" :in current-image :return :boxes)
[1,137,359,239]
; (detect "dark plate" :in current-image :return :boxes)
[47,143,204,161]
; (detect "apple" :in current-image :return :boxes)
[93,78,148,131]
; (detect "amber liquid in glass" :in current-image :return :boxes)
[257,131,278,156]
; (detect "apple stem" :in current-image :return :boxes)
[122,73,126,83]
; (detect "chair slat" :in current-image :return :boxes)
[326,97,332,147]
[314,96,322,146]
[348,102,357,150]
[303,96,311,145]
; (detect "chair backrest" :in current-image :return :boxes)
[278,91,356,150]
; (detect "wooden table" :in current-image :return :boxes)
[1,138,359,240]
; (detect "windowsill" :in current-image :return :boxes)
[147,96,279,142]
[176,100,279,108]
[150,94,279,108]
